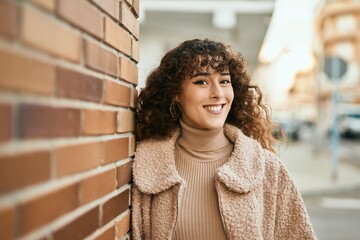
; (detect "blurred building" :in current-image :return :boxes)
[317,0,360,107]
[139,0,275,88]
[256,0,321,124]
[256,0,360,134]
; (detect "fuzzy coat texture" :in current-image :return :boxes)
[132,124,317,240]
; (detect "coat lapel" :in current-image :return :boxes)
[132,129,183,194]
[215,124,266,193]
[133,124,266,195]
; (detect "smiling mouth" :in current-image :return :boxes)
[203,104,225,113]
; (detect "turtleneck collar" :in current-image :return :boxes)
[177,120,231,152]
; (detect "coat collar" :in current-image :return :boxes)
[133,124,266,194]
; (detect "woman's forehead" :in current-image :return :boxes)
[192,66,229,74]
[191,58,229,74]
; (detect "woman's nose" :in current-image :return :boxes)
[210,83,224,99]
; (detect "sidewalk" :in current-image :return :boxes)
[278,139,360,197]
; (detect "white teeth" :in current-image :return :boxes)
[205,105,222,112]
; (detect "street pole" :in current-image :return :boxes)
[324,56,346,181]
[330,58,340,181]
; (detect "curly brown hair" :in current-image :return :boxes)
[137,39,281,152]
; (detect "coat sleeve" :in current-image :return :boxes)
[132,184,151,240]
[273,164,317,240]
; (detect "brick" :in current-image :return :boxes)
[131,38,139,62]
[119,57,138,84]
[103,138,129,165]
[82,109,117,135]
[116,212,130,238]
[104,16,132,56]
[37,236,49,240]
[129,135,135,156]
[130,87,138,108]
[0,151,50,195]
[120,2,139,39]
[101,189,129,225]
[0,49,55,95]
[91,0,119,21]
[0,205,14,240]
[19,183,79,235]
[31,0,55,12]
[84,40,118,76]
[53,207,99,240]
[116,161,132,188]
[0,103,12,142]
[133,0,139,17]
[20,104,81,139]
[0,0,17,40]
[117,110,135,133]
[21,5,81,62]
[94,225,115,240]
[56,67,103,102]
[80,168,117,205]
[104,80,130,107]
[55,142,101,177]
[57,0,103,39]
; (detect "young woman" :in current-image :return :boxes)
[132,39,316,240]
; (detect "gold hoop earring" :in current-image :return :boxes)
[169,101,180,120]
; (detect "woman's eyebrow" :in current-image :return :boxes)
[191,72,230,78]
[191,72,210,78]
[220,72,230,76]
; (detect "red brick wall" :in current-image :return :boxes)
[0,0,139,239]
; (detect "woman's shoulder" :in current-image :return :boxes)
[136,136,174,152]
[263,148,285,168]
[135,131,180,161]
[263,148,280,163]
[136,138,157,150]
[134,138,167,159]
[261,148,297,187]
[133,132,181,194]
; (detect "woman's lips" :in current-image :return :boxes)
[203,104,225,113]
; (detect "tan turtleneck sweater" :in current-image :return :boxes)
[174,120,234,240]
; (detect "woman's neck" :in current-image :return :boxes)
[178,120,231,151]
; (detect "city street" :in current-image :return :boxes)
[340,138,360,169]
[304,187,360,240]
[279,135,360,240]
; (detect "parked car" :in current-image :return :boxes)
[273,118,302,141]
[272,111,302,141]
[339,113,360,139]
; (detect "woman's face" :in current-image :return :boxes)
[177,67,234,130]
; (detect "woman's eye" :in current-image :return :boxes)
[193,80,208,85]
[220,79,231,84]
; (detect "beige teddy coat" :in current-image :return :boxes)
[132,124,317,240]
